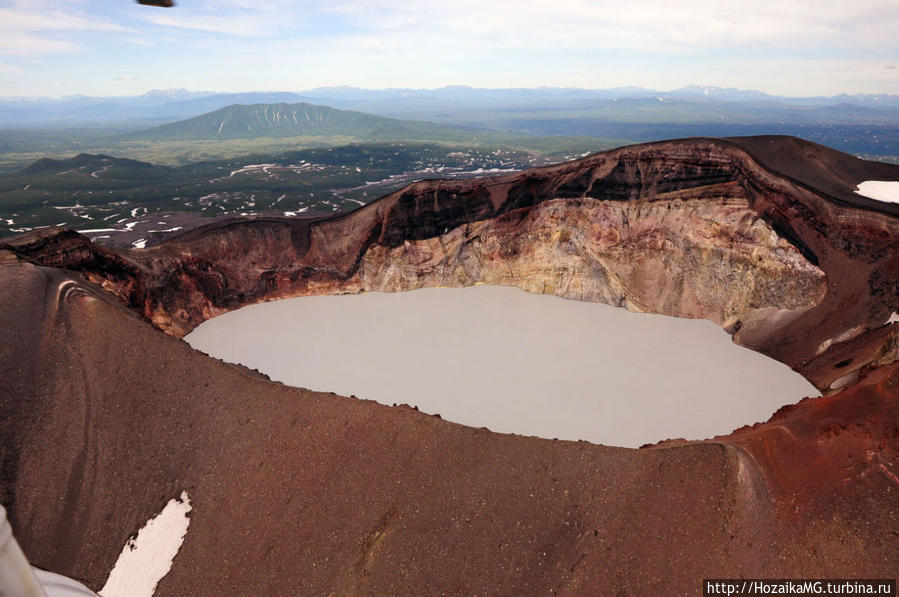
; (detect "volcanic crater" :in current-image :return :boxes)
[1,136,898,595]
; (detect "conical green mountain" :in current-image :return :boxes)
[126,102,499,142]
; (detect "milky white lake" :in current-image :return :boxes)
[185,285,819,448]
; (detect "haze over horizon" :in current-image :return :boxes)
[1,0,897,99]
[5,83,899,102]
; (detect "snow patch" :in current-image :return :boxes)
[887,312,899,325]
[99,491,192,597]
[829,371,858,392]
[855,180,899,204]
[834,324,865,344]
[132,238,147,249]
[460,167,519,175]
[90,165,109,179]
[228,164,275,177]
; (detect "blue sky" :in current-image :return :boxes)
[1,0,897,98]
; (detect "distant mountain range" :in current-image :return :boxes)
[3,87,899,165]
[299,84,899,107]
[111,96,899,163]
[2,86,899,129]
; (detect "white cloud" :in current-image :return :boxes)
[0,8,129,33]
[0,33,77,55]
[323,0,899,52]
[137,13,271,37]
[0,61,23,75]
[2,0,897,96]
[0,5,131,56]
[136,1,309,38]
